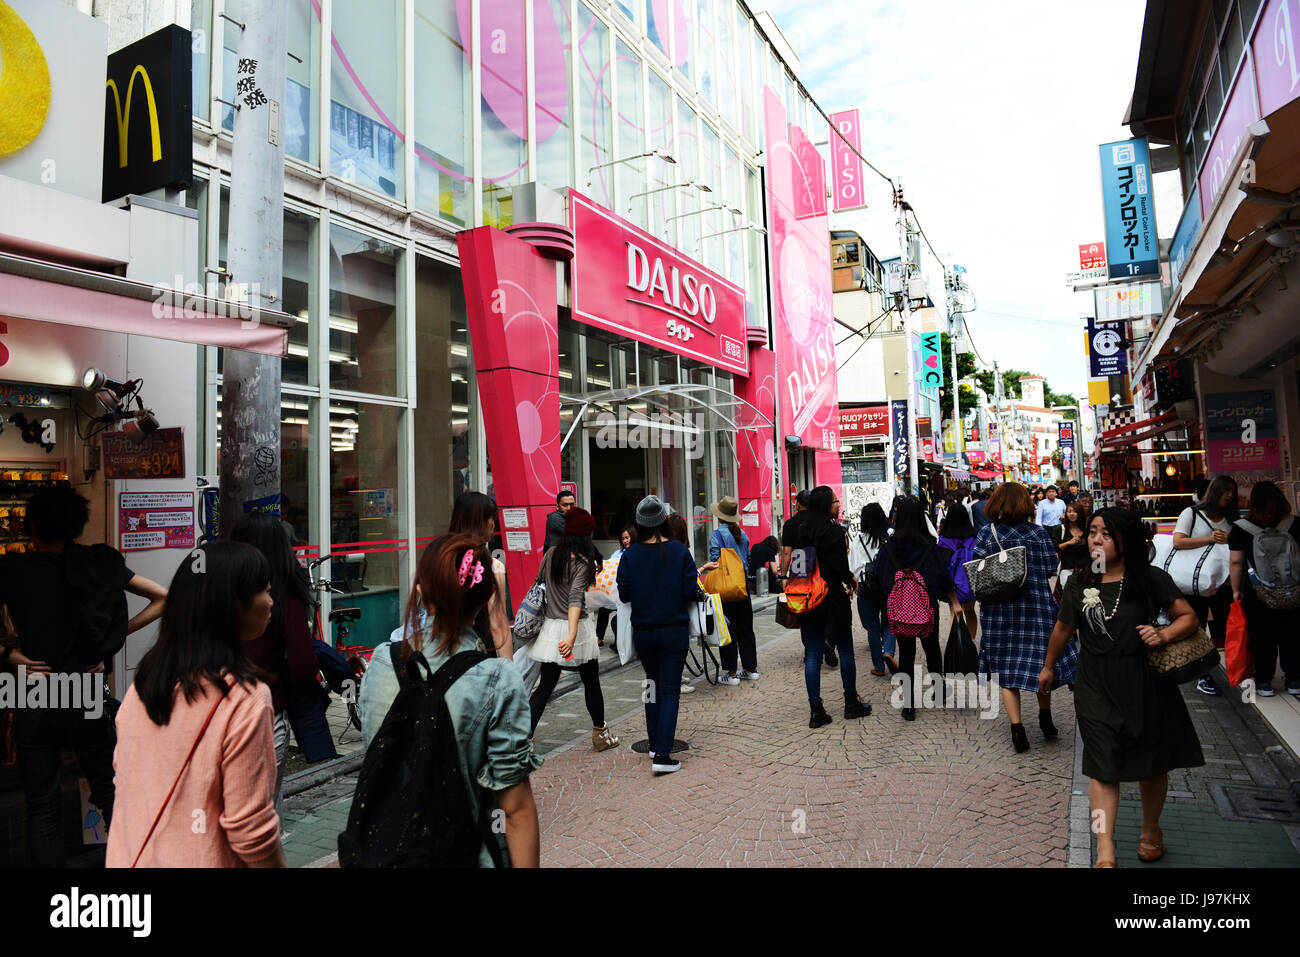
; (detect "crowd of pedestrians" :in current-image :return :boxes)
[4,465,1298,869]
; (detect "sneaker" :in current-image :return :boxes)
[1287,682,1300,697]
[718,674,741,686]
[1257,685,1276,698]
[738,669,761,681]
[680,682,696,694]
[1196,676,1221,696]
[591,725,620,752]
[652,755,681,774]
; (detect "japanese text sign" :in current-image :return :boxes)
[1078,243,1106,270]
[119,491,195,551]
[891,399,910,477]
[1205,390,1281,472]
[102,427,185,479]
[1099,138,1159,279]
[1088,317,1127,378]
[569,191,749,376]
[839,404,889,439]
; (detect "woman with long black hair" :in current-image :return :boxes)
[448,491,512,657]
[937,502,980,641]
[875,497,962,720]
[108,542,286,867]
[229,513,324,824]
[798,486,873,728]
[855,503,895,676]
[1040,508,1203,866]
[526,506,620,751]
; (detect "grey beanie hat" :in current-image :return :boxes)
[635,494,670,528]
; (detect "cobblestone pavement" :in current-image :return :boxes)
[282,604,1300,868]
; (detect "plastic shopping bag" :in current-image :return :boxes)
[942,615,979,676]
[586,555,621,612]
[615,601,634,665]
[710,593,733,648]
[1224,600,1252,687]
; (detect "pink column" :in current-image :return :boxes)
[735,335,776,543]
[456,227,561,604]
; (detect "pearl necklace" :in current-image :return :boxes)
[1101,576,1125,620]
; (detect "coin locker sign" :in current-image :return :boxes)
[119,491,195,551]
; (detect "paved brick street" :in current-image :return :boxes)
[281,605,1300,869]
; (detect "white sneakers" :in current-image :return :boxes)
[718,674,741,686]
[738,669,761,681]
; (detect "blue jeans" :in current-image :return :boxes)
[856,590,896,672]
[800,617,857,705]
[633,624,689,758]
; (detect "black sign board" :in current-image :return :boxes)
[103,25,192,203]
[1154,358,1195,407]
[102,427,185,480]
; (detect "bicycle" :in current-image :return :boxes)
[308,554,372,740]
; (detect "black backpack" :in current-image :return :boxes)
[337,643,504,868]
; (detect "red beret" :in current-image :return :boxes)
[564,506,595,537]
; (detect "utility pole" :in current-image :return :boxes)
[946,268,964,472]
[896,182,920,496]
[993,359,1007,483]
[219,3,288,538]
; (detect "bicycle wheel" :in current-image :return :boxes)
[347,701,363,733]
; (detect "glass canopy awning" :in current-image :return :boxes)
[558,383,775,452]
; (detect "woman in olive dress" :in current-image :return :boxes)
[1039,508,1204,868]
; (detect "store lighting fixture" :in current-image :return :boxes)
[282,417,310,426]
[81,368,134,412]
[1139,450,1204,457]
[627,180,711,209]
[587,149,675,187]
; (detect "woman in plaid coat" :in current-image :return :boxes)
[973,483,1077,753]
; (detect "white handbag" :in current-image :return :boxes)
[1151,509,1230,597]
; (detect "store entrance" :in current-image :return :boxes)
[587,441,645,553]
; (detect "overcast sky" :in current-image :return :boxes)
[756,0,1179,402]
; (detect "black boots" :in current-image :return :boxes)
[1011,723,1030,753]
[1039,709,1058,739]
[809,701,832,728]
[824,645,839,669]
[844,695,873,719]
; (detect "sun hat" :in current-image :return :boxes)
[635,494,670,528]
[711,496,740,523]
[564,506,596,536]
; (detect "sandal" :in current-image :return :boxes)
[1137,830,1165,863]
[1094,859,1117,868]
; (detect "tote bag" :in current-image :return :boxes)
[702,548,748,602]
[1151,509,1229,597]
[963,525,1027,604]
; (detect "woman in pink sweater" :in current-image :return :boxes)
[107,542,286,868]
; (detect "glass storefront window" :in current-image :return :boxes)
[586,336,613,391]
[724,145,743,284]
[480,0,527,227]
[559,321,581,490]
[616,39,646,227]
[646,70,676,245]
[745,164,766,327]
[192,0,211,123]
[283,209,317,386]
[414,256,468,544]
[328,225,402,397]
[330,0,404,199]
[696,0,715,105]
[578,4,614,210]
[535,0,574,196]
[610,341,638,389]
[716,0,735,125]
[329,400,404,628]
[676,97,700,258]
[700,122,722,270]
[415,0,473,226]
[646,0,669,58]
[736,5,753,141]
[221,0,319,165]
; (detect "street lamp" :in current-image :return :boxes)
[587,148,675,188]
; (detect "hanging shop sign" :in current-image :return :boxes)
[1205,390,1281,472]
[102,24,192,203]
[1198,63,1257,220]
[1098,453,1128,490]
[1098,138,1159,279]
[1154,358,1196,406]
[102,427,184,479]
[1094,281,1162,322]
[839,404,889,439]
[1169,185,1202,286]
[765,88,843,462]
[569,191,749,376]
[828,109,867,212]
[1255,0,1300,117]
[1087,317,1127,378]
[0,383,52,407]
[1078,242,1107,270]
[917,331,943,391]
[118,491,194,551]
[890,399,910,477]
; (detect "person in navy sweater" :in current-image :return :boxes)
[616,495,705,775]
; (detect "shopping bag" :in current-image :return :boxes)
[615,600,634,666]
[710,593,733,648]
[702,548,748,601]
[1224,600,1252,687]
[586,555,621,611]
[689,597,715,643]
[774,595,800,629]
[942,615,979,676]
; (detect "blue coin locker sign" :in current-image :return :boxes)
[1099,138,1159,280]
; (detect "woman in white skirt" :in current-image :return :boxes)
[527,506,620,751]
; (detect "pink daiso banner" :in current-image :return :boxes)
[568,191,749,376]
[829,109,866,212]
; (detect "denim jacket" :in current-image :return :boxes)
[359,622,542,867]
[708,524,750,569]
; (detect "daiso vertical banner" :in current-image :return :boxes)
[765,87,842,513]
[828,109,866,212]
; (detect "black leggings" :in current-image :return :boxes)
[896,608,943,708]
[529,660,605,733]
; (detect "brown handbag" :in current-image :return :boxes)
[1147,625,1219,685]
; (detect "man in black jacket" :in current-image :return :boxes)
[543,489,575,551]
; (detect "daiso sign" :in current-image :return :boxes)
[569,191,748,375]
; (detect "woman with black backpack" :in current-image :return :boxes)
[874,496,962,721]
[1228,481,1300,698]
[358,535,540,866]
[854,503,895,677]
[798,487,873,728]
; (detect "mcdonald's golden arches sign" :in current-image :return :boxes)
[103,24,190,203]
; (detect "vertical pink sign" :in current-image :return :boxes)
[736,342,776,543]
[829,109,866,212]
[764,87,843,513]
[1253,0,1300,117]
